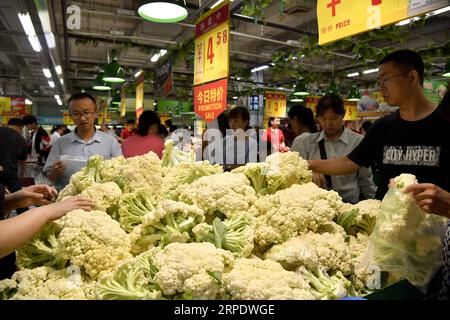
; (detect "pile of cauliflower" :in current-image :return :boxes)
[2,145,431,300]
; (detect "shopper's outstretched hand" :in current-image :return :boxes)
[45,196,93,221]
[5,184,58,209]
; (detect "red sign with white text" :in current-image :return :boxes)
[194,78,227,123]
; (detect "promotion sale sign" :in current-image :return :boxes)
[194,78,227,123]
[263,92,286,128]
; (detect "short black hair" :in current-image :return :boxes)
[164,119,173,127]
[7,118,24,127]
[158,123,168,137]
[268,117,275,127]
[67,92,97,108]
[379,49,424,86]
[22,115,38,125]
[127,119,135,125]
[229,106,250,122]
[288,104,318,133]
[137,110,160,136]
[316,93,345,117]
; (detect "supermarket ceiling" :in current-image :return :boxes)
[0,0,449,109]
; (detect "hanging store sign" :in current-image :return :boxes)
[155,62,173,98]
[193,1,230,85]
[0,97,11,112]
[344,100,358,121]
[194,78,227,123]
[317,0,449,45]
[305,96,321,116]
[136,72,145,122]
[120,89,126,117]
[263,92,287,128]
[63,111,75,125]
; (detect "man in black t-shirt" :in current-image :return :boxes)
[0,118,28,195]
[308,49,450,200]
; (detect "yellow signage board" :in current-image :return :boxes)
[0,97,11,112]
[344,100,358,121]
[63,112,75,125]
[193,1,230,85]
[317,0,448,45]
[263,91,287,128]
[136,73,144,121]
[120,89,126,117]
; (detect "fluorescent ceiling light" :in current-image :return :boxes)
[426,5,450,16]
[48,80,55,88]
[347,72,360,77]
[25,99,33,105]
[43,68,51,78]
[236,77,241,81]
[151,53,160,63]
[211,0,233,9]
[45,32,56,49]
[54,94,60,100]
[160,49,167,56]
[135,70,143,78]
[56,99,62,106]
[55,65,62,75]
[18,12,42,52]
[60,79,64,85]
[251,65,269,73]
[18,13,36,36]
[277,87,284,90]
[27,36,42,52]
[396,17,420,26]
[233,96,238,100]
[363,68,379,75]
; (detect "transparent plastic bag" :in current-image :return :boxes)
[362,187,447,289]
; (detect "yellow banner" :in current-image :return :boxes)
[120,90,126,117]
[193,1,230,85]
[0,97,11,112]
[136,80,144,121]
[264,92,286,128]
[317,0,409,45]
[344,100,358,121]
[63,112,75,125]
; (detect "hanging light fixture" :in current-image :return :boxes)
[293,80,310,96]
[111,92,122,105]
[103,49,126,83]
[289,95,304,103]
[138,1,188,23]
[327,81,340,95]
[347,86,361,102]
[443,57,450,77]
[93,73,111,90]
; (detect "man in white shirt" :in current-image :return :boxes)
[44,92,122,188]
[292,93,376,203]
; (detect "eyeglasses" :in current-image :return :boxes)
[70,111,96,119]
[377,72,406,89]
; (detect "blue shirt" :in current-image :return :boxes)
[43,130,122,188]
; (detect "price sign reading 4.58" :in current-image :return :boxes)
[194,1,230,86]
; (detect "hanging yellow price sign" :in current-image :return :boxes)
[193,1,230,86]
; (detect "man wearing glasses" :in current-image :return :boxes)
[44,92,122,188]
[308,49,450,201]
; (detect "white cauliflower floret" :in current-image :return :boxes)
[56,210,132,279]
[177,172,257,218]
[150,242,234,299]
[0,267,91,300]
[264,151,312,187]
[222,258,315,300]
[120,152,167,194]
[80,181,122,214]
[264,232,353,275]
[251,183,343,250]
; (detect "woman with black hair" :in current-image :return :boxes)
[121,111,165,158]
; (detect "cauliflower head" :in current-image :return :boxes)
[177,172,257,218]
[222,258,314,300]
